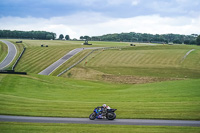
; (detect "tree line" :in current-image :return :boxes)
[58,34,70,40]
[0,30,56,40]
[1,30,199,45]
[80,32,199,45]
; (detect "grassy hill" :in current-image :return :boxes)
[0,74,199,120]
[62,45,200,83]
[1,40,200,118]
[0,40,200,132]
[2,39,198,83]
[11,40,129,74]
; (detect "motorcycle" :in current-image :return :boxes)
[89,106,117,120]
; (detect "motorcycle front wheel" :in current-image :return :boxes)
[89,113,96,120]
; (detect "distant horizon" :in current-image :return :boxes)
[0,0,200,38]
[0,29,198,39]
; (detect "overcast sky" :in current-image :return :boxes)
[0,0,200,38]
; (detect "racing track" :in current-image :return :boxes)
[38,47,102,75]
[38,44,157,75]
[1,44,199,127]
[0,40,17,70]
[0,115,199,127]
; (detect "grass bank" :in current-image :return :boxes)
[0,74,199,120]
[62,45,200,83]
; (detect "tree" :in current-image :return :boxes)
[80,36,84,40]
[131,37,138,42]
[59,34,64,40]
[0,30,56,39]
[46,34,53,40]
[184,40,190,44]
[190,40,196,45]
[65,35,70,40]
[84,35,90,40]
[196,35,200,45]
[173,39,182,44]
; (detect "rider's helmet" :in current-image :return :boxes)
[102,104,106,108]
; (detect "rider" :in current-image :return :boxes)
[101,104,111,118]
[96,104,111,119]
[102,104,111,109]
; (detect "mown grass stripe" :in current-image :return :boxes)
[15,47,73,73]
[0,41,8,63]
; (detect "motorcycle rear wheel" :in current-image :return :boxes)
[107,113,116,120]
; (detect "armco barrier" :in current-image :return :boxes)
[57,46,127,77]
[0,70,27,75]
[12,47,26,70]
[57,49,97,77]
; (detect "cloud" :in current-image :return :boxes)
[49,12,110,25]
[89,15,200,36]
[1,0,200,19]
[146,0,200,17]
[1,12,200,39]
[1,0,200,40]
[131,0,140,6]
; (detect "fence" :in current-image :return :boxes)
[12,47,26,70]
[0,70,27,75]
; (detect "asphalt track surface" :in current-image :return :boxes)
[38,47,102,75]
[0,40,17,70]
[0,115,199,127]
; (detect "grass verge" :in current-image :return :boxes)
[6,40,25,70]
[0,41,8,63]
[0,122,200,133]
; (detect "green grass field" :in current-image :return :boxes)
[1,122,199,133]
[11,40,129,74]
[0,40,200,132]
[0,41,8,63]
[62,45,200,83]
[13,40,130,47]
[83,45,200,77]
[0,74,199,120]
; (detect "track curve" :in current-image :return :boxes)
[38,47,102,75]
[0,115,199,127]
[0,40,17,70]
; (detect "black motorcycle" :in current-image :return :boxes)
[89,106,117,120]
